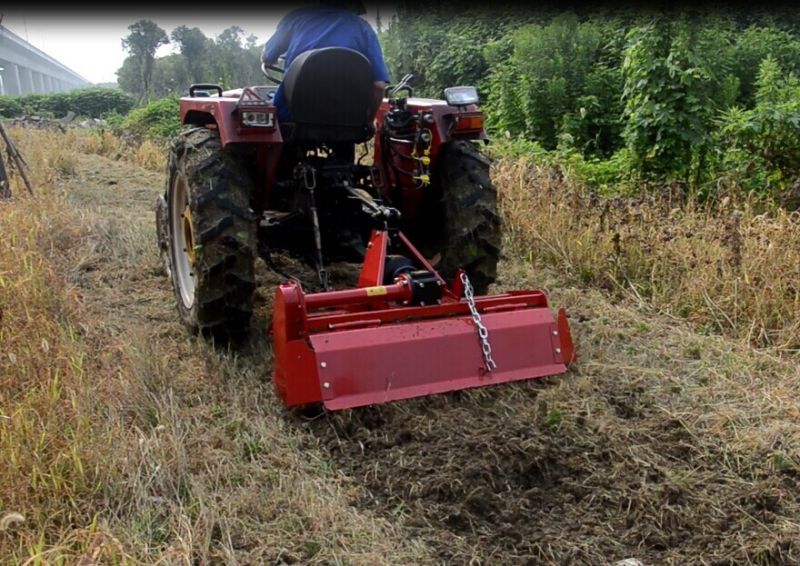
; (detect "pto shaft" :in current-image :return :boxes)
[304,278,413,310]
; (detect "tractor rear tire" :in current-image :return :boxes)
[158,128,256,340]
[433,140,501,295]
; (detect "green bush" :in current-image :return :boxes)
[731,26,800,107]
[22,93,67,117]
[121,96,181,138]
[486,136,551,161]
[716,56,800,195]
[621,15,736,183]
[66,87,135,118]
[102,111,126,129]
[489,135,634,195]
[0,88,134,119]
[501,14,624,157]
[0,96,24,118]
[381,5,535,99]
[559,149,635,195]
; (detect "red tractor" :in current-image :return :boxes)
[156,48,574,410]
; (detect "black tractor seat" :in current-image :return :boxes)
[280,47,376,145]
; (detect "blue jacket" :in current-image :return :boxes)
[262,7,390,121]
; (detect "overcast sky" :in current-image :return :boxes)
[1,6,390,84]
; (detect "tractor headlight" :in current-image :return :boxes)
[241,111,275,128]
[444,86,479,106]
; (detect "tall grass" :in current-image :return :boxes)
[494,155,800,352]
[0,195,132,561]
[9,125,168,173]
[0,126,428,564]
[62,129,166,171]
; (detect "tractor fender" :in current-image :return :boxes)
[179,97,283,147]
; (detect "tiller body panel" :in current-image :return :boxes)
[310,307,568,410]
[271,231,574,411]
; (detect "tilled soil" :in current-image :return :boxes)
[304,341,800,564]
[65,150,800,565]
[308,388,800,565]
[298,273,800,564]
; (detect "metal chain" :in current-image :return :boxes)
[460,272,497,372]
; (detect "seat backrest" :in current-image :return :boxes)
[282,47,375,143]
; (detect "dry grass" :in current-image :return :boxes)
[0,191,132,562]
[0,127,429,564]
[4,125,800,564]
[494,155,800,353]
[68,128,167,172]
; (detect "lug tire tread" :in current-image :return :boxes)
[157,128,256,340]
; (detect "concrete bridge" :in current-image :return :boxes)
[0,25,91,96]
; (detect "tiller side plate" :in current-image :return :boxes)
[271,231,575,411]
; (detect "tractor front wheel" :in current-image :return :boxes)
[157,128,256,339]
[432,140,502,295]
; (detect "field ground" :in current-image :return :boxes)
[1,129,800,564]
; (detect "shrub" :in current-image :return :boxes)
[621,15,736,183]
[387,7,800,192]
[66,87,135,118]
[120,95,181,138]
[716,56,800,196]
[0,96,24,118]
[519,15,622,154]
[730,26,800,107]
[0,88,134,119]
[559,148,635,195]
[381,5,534,99]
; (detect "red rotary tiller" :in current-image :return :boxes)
[273,229,574,410]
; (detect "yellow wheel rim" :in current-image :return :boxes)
[171,172,196,309]
[183,204,196,267]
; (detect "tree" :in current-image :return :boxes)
[151,54,190,97]
[171,25,209,83]
[208,26,259,88]
[117,21,263,99]
[116,56,141,99]
[122,20,169,102]
[244,33,259,51]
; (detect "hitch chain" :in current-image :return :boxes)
[460,272,497,372]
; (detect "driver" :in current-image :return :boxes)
[261,0,390,123]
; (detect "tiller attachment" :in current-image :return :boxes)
[272,230,575,410]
